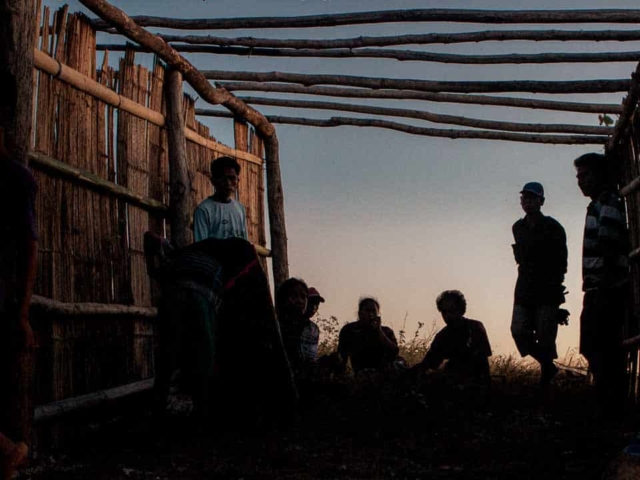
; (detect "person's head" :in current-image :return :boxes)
[436,290,467,326]
[276,277,309,317]
[357,297,381,324]
[304,287,325,319]
[210,156,241,200]
[519,182,545,215]
[574,152,612,198]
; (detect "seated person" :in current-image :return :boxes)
[276,278,320,378]
[194,156,248,242]
[417,290,492,383]
[302,287,325,361]
[336,297,400,373]
[146,234,297,419]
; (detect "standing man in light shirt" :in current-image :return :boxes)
[194,156,248,242]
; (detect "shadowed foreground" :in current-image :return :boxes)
[19,366,640,479]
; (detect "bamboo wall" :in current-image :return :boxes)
[611,79,640,400]
[29,6,267,404]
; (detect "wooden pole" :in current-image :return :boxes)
[199,110,608,145]
[34,379,155,423]
[29,151,168,213]
[97,43,640,66]
[0,0,36,447]
[0,0,36,166]
[80,0,289,287]
[31,295,157,318]
[219,82,623,115]
[165,69,192,249]
[33,49,263,165]
[92,9,640,31]
[198,98,612,135]
[150,29,640,50]
[204,70,630,95]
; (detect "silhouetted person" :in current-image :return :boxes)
[336,297,400,374]
[194,156,248,241]
[417,290,492,384]
[575,152,630,413]
[277,278,321,377]
[510,182,567,387]
[0,74,37,479]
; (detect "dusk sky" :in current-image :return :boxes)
[46,0,640,357]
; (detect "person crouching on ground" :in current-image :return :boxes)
[416,290,492,385]
[335,297,400,374]
[276,278,320,381]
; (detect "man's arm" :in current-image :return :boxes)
[598,197,626,286]
[419,330,445,370]
[378,326,400,358]
[193,206,208,242]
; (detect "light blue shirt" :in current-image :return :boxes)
[193,197,248,242]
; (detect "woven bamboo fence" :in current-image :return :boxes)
[29,6,267,407]
[608,65,640,400]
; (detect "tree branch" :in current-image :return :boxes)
[92,9,640,31]
[217,82,623,115]
[151,30,640,49]
[199,110,608,145]
[96,43,640,65]
[198,98,612,135]
[204,70,630,94]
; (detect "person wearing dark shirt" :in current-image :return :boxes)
[336,297,400,373]
[510,182,568,387]
[418,290,492,383]
[276,278,320,379]
[575,152,630,412]
[0,75,38,479]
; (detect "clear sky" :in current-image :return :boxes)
[45,0,640,357]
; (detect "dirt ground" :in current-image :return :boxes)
[18,370,640,479]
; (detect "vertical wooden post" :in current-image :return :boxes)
[164,68,192,248]
[264,134,289,289]
[0,0,36,166]
[0,0,37,446]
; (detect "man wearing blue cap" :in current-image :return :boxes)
[511,182,568,387]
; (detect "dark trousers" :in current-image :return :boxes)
[580,287,628,411]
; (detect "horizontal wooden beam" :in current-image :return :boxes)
[29,151,169,213]
[92,9,640,31]
[33,48,263,165]
[200,110,607,145]
[152,30,640,50]
[205,70,630,94]
[98,43,640,65]
[204,97,611,135]
[219,82,623,115]
[31,295,158,318]
[34,379,154,423]
[29,152,271,256]
[620,175,640,197]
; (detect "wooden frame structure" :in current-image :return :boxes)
[76,3,640,404]
[6,1,640,422]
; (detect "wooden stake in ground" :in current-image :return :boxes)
[165,69,193,249]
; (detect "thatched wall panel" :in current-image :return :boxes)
[28,6,265,402]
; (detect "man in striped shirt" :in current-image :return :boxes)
[575,152,630,412]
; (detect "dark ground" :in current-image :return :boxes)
[18,371,640,479]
